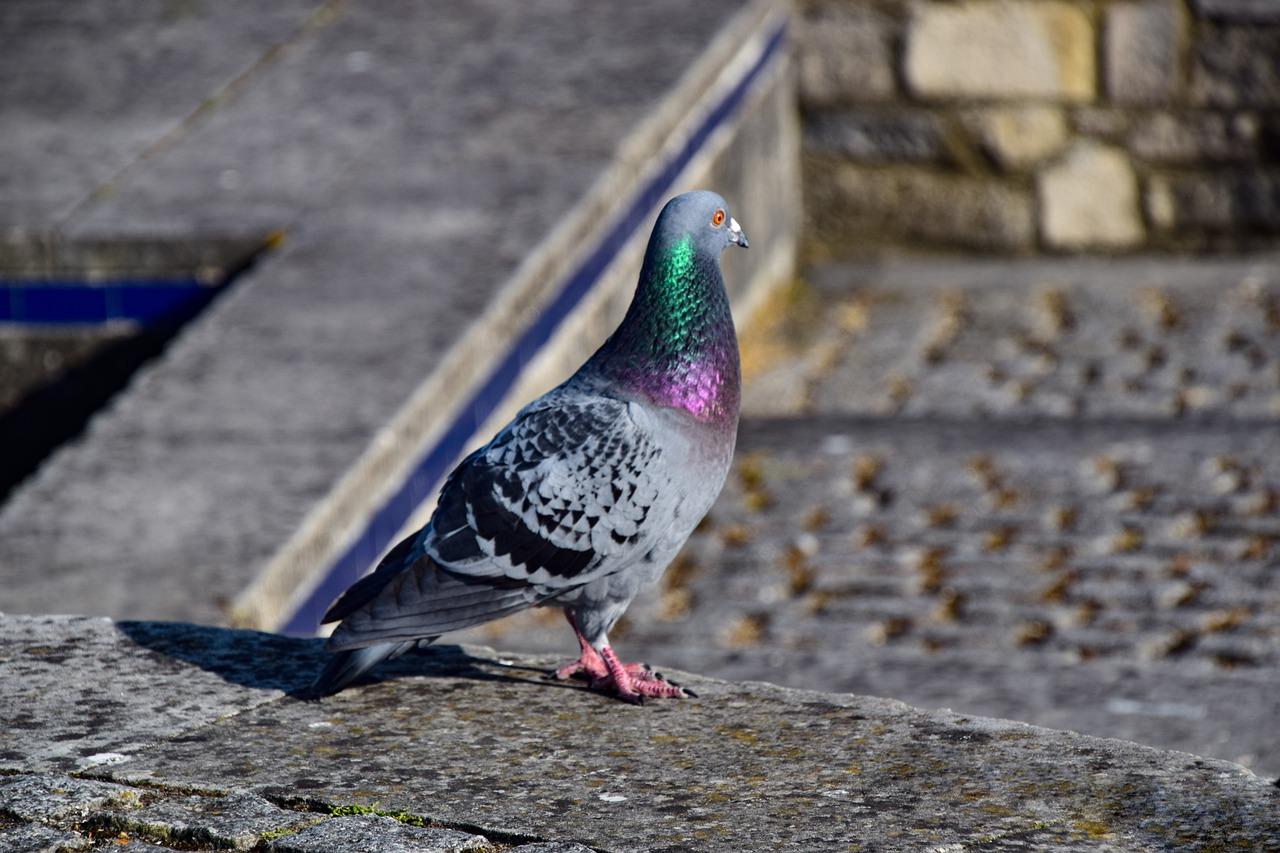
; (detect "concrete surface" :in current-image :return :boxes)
[2,615,1278,852]
[0,0,797,630]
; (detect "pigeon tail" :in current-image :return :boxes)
[325,556,538,652]
[322,531,420,624]
[305,640,416,697]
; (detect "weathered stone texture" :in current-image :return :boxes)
[1039,142,1144,248]
[794,4,897,105]
[1191,25,1280,106]
[905,1,1095,101]
[1106,1,1185,104]
[803,111,947,163]
[965,106,1069,170]
[1193,0,1280,20]
[0,1,329,224]
[1148,171,1280,232]
[807,163,1034,252]
[1130,111,1263,163]
[0,821,91,852]
[0,615,319,774]
[111,793,324,850]
[266,816,490,853]
[4,616,1279,851]
[0,774,142,823]
[1071,107,1132,142]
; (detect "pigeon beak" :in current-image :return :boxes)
[728,217,749,248]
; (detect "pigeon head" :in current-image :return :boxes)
[650,190,749,257]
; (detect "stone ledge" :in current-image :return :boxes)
[2,615,1277,852]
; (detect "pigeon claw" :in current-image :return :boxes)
[553,651,609,682]
[595,646,689,703]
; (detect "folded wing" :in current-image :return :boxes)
[323,394,675,650]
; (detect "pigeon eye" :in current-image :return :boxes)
[711,209,725,227]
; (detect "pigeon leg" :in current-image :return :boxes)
[554,612,610,681]
[596,645,687,703]
[553,612,662,687]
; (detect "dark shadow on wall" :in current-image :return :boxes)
[0,238,276,506]
[114,620,569,699]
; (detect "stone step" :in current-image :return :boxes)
[0,0,798,632]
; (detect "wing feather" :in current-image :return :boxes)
[424,395,673,590]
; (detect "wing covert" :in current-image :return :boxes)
[426,396,672,590]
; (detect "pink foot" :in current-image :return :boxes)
[594,646,691,704]
[553,640,654,683]
[552,611,690,702]
[554,645,609,681]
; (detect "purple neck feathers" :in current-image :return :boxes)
[584,235,740,425]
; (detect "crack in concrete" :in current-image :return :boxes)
[58,0,349,231]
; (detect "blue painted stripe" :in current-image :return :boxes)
[0,279,210,326]
[281,18,788,636]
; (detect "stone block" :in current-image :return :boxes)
[905,1,1095,101]
[964,106,1069,170]
[806,163,1035,252]
[1145,175,1182,229]
[0,822,90,852]
[1193,0,1280,20]
[1192,25,1280,106]
[794,4,897,106]
[1147,171,1280,232]
[803,111,948,163]
[1106,1,1185,104]
[111,793,324,850]
[1071,107,1131,142]
[0,774,141,823]
[266,816,490,853]
[1039,142,1144,249]
[1130,111,1262,163]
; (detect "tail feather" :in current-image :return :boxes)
[307,640,416,697]
[333,591,533,649]
[322,532,420,624]
[312,538,540,695]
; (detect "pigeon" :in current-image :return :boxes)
[310,190,747,702]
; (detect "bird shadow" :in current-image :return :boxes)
[114,619,576,700]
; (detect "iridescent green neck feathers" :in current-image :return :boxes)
[587,233,741,424]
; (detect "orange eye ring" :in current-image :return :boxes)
[711,209,726,228]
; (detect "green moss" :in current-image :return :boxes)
[1073,818,1111,839]
[714,724,759,745]
[327,803,432,827]
[978,803,1015,818]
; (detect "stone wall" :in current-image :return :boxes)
[796,0,1280,256]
